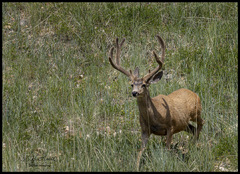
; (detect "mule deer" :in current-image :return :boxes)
[108,35,204,170]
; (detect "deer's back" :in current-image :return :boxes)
[167,88,201,115]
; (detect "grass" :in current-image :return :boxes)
[2,2,238,172]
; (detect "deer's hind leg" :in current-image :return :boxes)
[190,110,204,141]
[184,123,196,135]
[196,116,204,140]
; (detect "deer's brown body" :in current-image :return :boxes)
[138,88,202,137]
[108,35,204,170]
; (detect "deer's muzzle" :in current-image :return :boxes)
[132,91,139,97]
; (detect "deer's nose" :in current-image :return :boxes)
[132,91,139,97]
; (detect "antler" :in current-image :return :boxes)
[143,35,165,81]
[109,38,134,80]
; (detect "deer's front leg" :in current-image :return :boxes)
[136,131,150,171]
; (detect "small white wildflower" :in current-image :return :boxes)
[104,85,111,89]
[106,126,111,134]
[64,126,69,131]
[96,131,100,136]
[31,110,37,114]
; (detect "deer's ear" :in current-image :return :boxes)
[148,71,163,84]
[133,67,139,78]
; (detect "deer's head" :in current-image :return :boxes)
[109,35,165,98]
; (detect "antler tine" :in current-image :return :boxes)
[116,38,125,65]
[156,35,165,63]
[143,35,165,81]
[109,38,133,79]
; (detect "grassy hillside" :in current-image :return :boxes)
[2,2,238,171]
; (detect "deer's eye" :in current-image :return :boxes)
[142,84,146,88]
[131,84,133,87]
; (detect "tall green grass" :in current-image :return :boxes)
[2,2,238,171]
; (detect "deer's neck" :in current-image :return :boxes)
[136,90,155,117]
